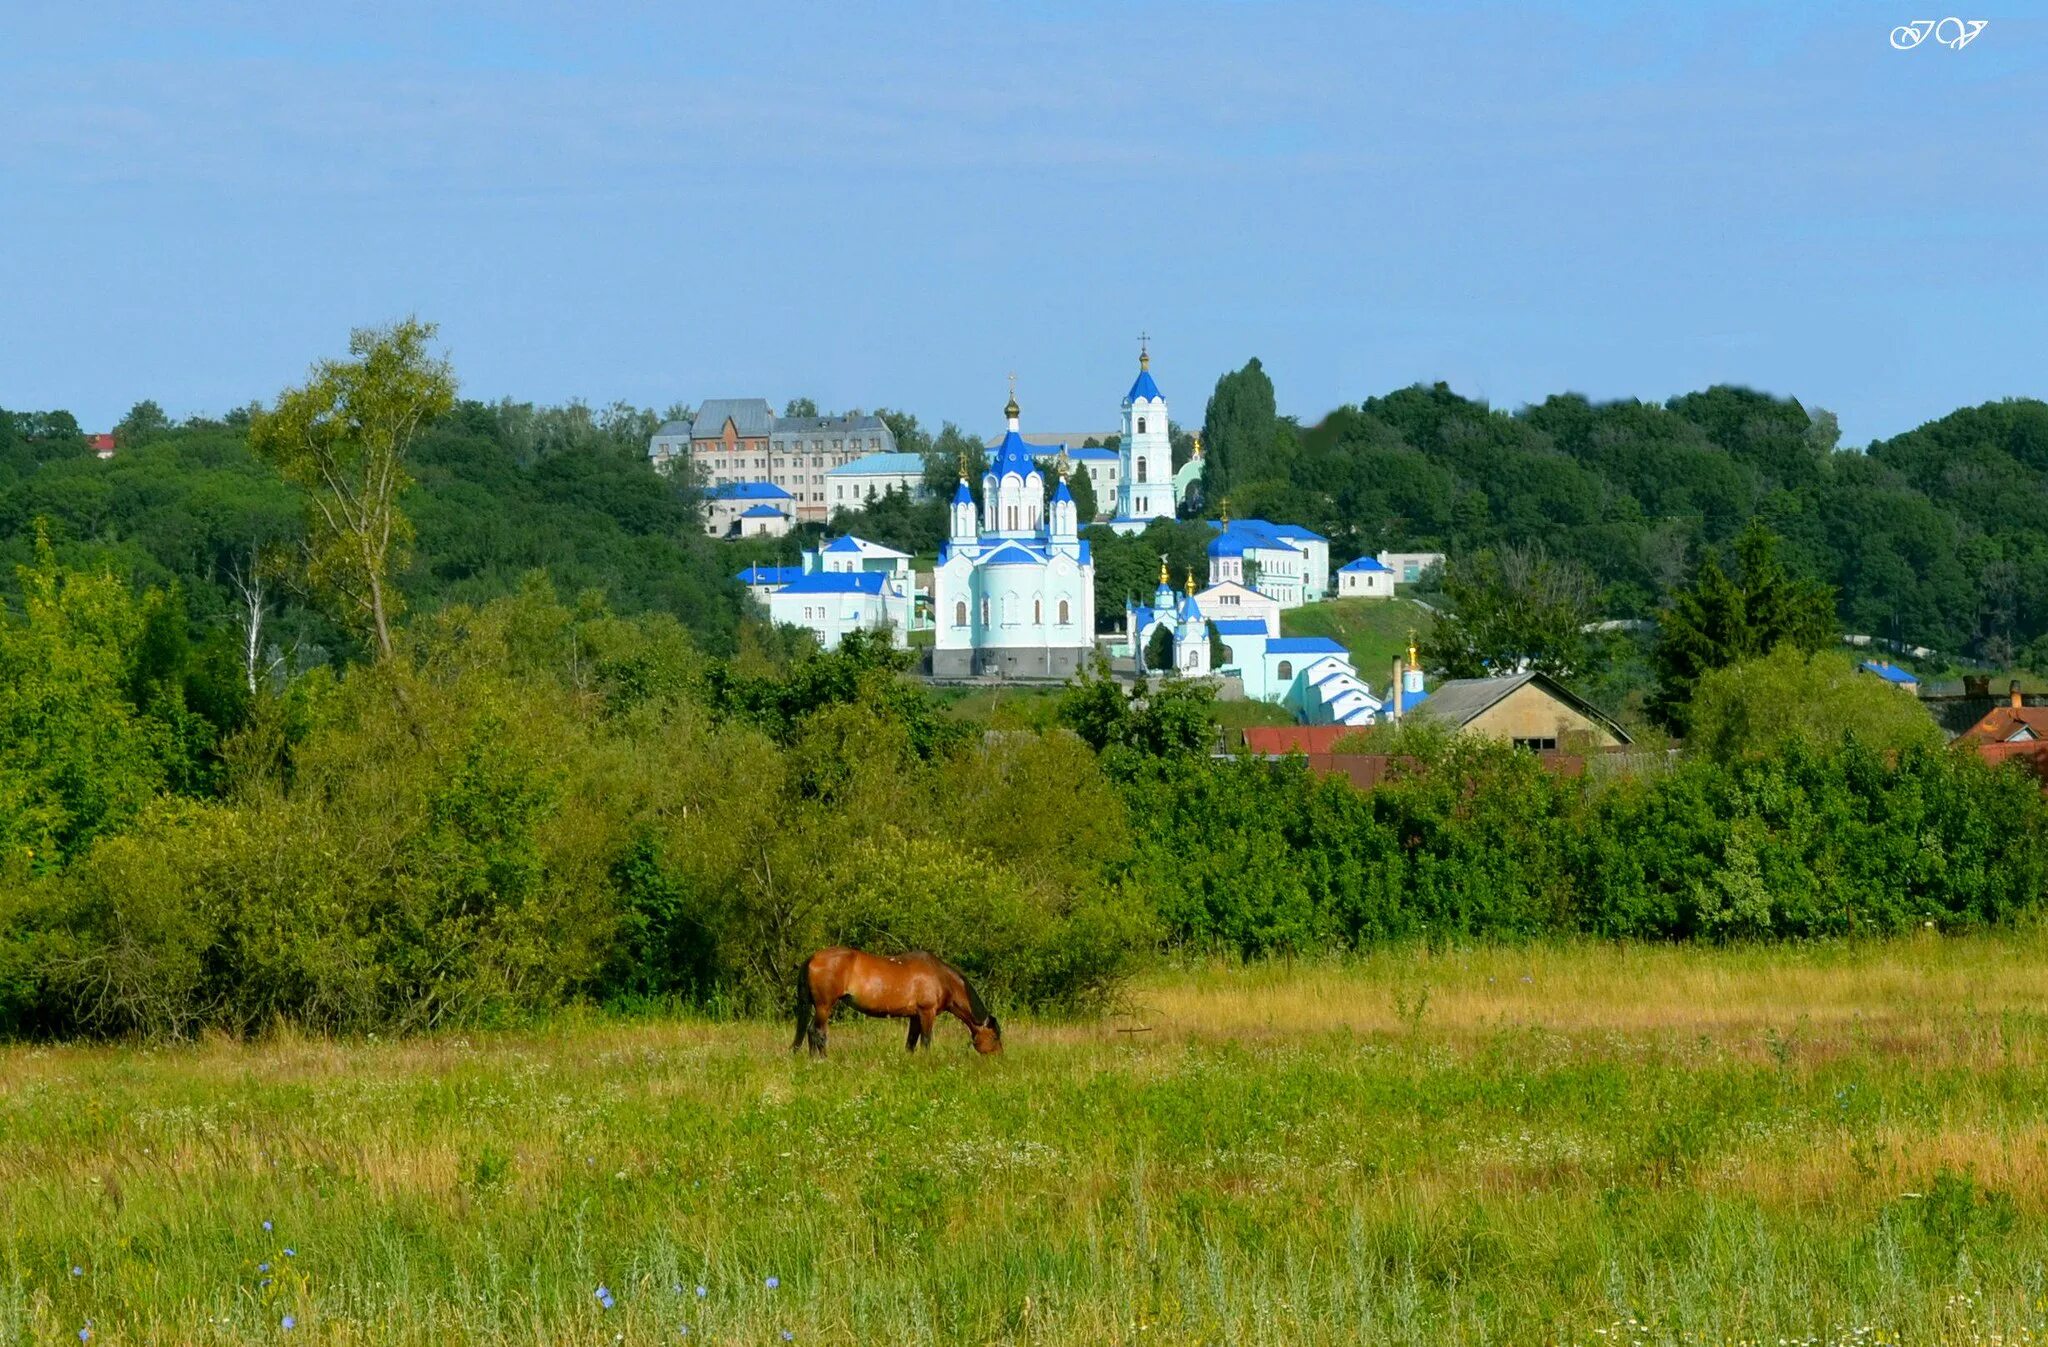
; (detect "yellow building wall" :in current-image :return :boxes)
[1462,684,1624,748]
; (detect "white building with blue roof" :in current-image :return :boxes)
[1206,517,1330,608]
[932,389,1096,679]
[1336,555,1396,598]
[1129,568,1214,677]
[755,533,916,650]
[1109,343,1179,533]
[706,481,794,539]
[826,452,929,512]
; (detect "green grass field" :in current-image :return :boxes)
[1282,596,1435,682]
[9,935,2048,1345]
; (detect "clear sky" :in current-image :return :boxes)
[2,2,2041,448]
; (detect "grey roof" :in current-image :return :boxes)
[690,398,777,439]
[774,413,888,436]
[1410,671,1632,745]
[983,430,1120,450]
[654,419,692,437]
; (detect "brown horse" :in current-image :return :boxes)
[791,947,1002,1057]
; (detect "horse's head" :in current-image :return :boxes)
[972,1015,1003,1054]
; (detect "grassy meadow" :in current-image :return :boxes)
[9,935,2048,1345]
[1279,595,1435,681]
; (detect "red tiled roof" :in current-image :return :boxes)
[1956,705,2048,746]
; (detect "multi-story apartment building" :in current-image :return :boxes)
[647,399,898,524]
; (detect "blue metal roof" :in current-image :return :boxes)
[822,536,864,553]
[1061,447,1119,461]
[1859,660,1919,685]
[708,481,793,501]
[739,505,785,518]
[775,570,886,595]
[1127,367,1162,403]
[983,543,1049,567]
[825,452,925,477]
[1339,556,1392,573]
[1176,594,1202,620]
[952,480,973,505]
[1211,619,1268,635]
[987,429,1051,481]
[735,565,803,586]
[1267,637,1348,655]
[1052,479,1074,503]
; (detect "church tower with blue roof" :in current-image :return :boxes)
[1113,341,1175,530]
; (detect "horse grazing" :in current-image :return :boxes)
[792,947,1002,1057]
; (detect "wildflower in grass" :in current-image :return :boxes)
[283,1249,296,1258]
[261,1278,273,1289]
[259,1263,272,1273]
[695,1285,707,1298]
[782,1333,794,1342]
[595,1285,615,1310]
[262,1220,273,1231]
[766,1276,779,1289]
[71,1266,83,1277]
[282,1315,295,1330]
[79,1329,90,1343]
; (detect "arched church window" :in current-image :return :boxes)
[1057,599,1070,625]
[1007,505,1019,531]
[955,601,968,627]
[980,598,990,626]
[1185,650,1199,669]
[1277,661,1294,680]
[1033,598,1043,625]
[1137,460,1147,483]
[1220,645,1234,664]
[1137,417,1147,434]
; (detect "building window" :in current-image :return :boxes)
[1007,505,1019,531]
[1137,417,1146,434]
[955,600,968,627]
[1220,645,1234,664]
[1058,598,1070,625]
[1033,598,1042,625]
[980,598,990,626]
[1277,661,1293,680]
[1137,460,1147,482]
[1512,737,1560,753]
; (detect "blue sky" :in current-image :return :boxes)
[2,1,2041,447]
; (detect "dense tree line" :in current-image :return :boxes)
[1200,360,2048,665]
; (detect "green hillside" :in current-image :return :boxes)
[1281,595,1434,681]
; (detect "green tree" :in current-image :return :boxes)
[1651,522,1835,732]
[1686,646,1944,763]
[784,397,819,418]
[1422,545,1599,682]
[1201,358,1278,504]
[115,400,172,449]
[250,319,456,660]
[1144,622,1175,672]
[1043,462,1099,524]
[0,533,179,870]
[921,422,989,501]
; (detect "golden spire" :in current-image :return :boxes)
[1220,498,1231,527]
[1054,446,1072,479]
[1185,568,1197,596]
[1004,372,1019,422]
[957,450,969,481]
[1407,630,1419,670]
[1138,330,1150,370]
[1159,557,1170,586]
[1191,431,1203,458]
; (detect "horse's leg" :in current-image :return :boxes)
[809,1003,830,1057]
[905,1015,921,1052]
[917,1007,937,1051]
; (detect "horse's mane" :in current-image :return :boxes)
[960,972,991,1023]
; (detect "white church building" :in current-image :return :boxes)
[931,390,1097,679]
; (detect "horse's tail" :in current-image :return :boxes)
[791,954,816,1051]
